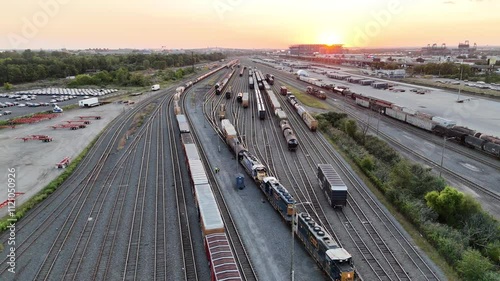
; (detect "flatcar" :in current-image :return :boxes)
[294,213,354,281]
[280,120,298,151]
[260,177,296,222]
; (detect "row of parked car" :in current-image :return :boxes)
[0,101,51,108]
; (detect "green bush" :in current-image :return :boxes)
[423,222,467,266]
[456,249,494,280]
[360,155,375,171]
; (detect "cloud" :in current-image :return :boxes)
[443,1,455,3]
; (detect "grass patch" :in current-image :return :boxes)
[0,132,101,233]
[283,84,329,110]
[118,103,156,150]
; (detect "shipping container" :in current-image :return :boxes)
[176,114,190,133]
[184,143,200,161]
[188,160,209,186]
[194,184,224,236]
[302,111,318,131]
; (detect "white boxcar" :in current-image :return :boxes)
[432,116,457,128]
[406,114,436,131]
[385,108,407,122]
[355,97,370,108]
[402,107,417,115]
[194,184,224,235]
[276,109,288,120]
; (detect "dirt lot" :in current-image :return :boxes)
[0,91,157,218]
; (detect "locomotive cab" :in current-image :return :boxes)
[326,248,354,281]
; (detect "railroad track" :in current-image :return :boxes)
[253,68,443,280]
[195,78,260,281]
[267,66,500,199]
[168,93,199,281]
[0,90,172,277]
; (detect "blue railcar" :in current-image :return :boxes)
[260,177,295,222]
[294,213,354,281]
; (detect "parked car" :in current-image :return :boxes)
[3,111,12,115]
[18,103,26,107]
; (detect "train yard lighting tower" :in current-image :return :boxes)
[439,137,455,177]
[291,201,312,281]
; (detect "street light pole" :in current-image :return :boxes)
[439,137,453,177]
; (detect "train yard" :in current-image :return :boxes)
[254,62,500,219]
[1,57,499,281]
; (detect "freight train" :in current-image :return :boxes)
[261,84,299,151]
[343,92,500,158]
[287,94,318,131]
[219,118,354,280]
[321,73,500,157]
[173,59,243,281]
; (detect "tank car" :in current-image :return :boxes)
[280,120,298,151]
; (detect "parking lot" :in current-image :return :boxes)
[0,88,118,120]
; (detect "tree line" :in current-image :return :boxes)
[317,112,500,281]
[0,50,225,84]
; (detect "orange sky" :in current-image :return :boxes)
[1,0,499,49]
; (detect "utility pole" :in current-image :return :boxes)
[439,137,453,177]
[191,51,195,72]
[457,65,464,102]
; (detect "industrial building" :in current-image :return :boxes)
[289,44,343,56]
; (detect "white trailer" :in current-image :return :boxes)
[78,97,99,107]
[151,84,160,91]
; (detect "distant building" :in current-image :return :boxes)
[289,44,343,56]
[421,43,450,56]
[375,69,406,79]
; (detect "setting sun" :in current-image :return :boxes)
[318,32,343,45]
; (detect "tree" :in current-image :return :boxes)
[456,249,494,281]
[344,119,357,139]
[425,186,479,226]
[3,82,13,90]
[462,213,500,249]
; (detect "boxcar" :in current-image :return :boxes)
[317,164,347,208]
[205,233,243,281]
